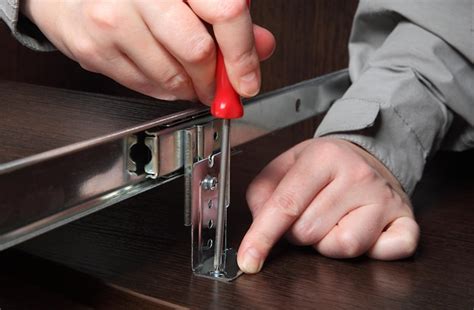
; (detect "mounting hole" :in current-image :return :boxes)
[213,131,219,141]
[207,239,213,248]
[295,98,301,112]
[208,219,214,229]
[208,200,213,208]
[129,136,152,175]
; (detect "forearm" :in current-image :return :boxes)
[316,18,473,195]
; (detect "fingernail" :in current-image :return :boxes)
[155,94,178,101]
[239,71,259,97]
[240,247,263,274]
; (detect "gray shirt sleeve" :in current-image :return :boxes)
[0,0,54,51]
[315,1,474,195]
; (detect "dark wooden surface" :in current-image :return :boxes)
[0,250,185,309]
[0,0,356,96]
[10,0,467,309]
[0,81,198,162]
[0,0,357,164]
[4,0,473,308]
[2,137,474,309]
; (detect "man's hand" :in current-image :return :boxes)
[238,138,420,273]
[21,0,275,103]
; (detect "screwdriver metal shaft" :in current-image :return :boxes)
[213,119,231,271]
[209,0,250,276]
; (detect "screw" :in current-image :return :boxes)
[201,175,218,191]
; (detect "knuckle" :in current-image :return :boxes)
[245,183,258,206]
[336,231,363,258]
[272,192,300,219]
[85,2,119,29]
[313,139,343,159]
[128,78,155,95]
[290,222,315,245]
[73,39,99,64]
[79,61,97,73]
[162,73,191,93]
[258,231,274,250]
[351,163,378,184]
[214,0,247,22]
[186,35,215,64]
[246,179,270,207]
[229,49,258,74]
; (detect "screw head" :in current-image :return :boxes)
[202,175,218,191]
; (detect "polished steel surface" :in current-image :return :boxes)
[0,70,350,251]
[191,153,242,281]
[214,119,231,273]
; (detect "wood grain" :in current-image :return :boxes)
[0,250,185,310]
[0,80,199,162]
[10,0,458,309]
[0,0,357,163]
[11,141,474,309]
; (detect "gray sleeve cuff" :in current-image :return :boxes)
[315,64,453,195]
[314,20,467,195]
[0,0,55,51]
[315,96,427,195]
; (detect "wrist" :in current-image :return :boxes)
[20,0,53,29]
[328,138,410,204]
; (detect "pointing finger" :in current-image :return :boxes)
[238,145,334,273]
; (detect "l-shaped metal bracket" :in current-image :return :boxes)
[0,70,350,260]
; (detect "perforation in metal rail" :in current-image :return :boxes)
[0,70,350,255]
[191,153,242,281]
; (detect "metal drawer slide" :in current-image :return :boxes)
[0,70,350,251]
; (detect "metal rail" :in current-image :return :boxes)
[0,70,350,251]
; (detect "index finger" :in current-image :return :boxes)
[188,0,261,97]
[238,148,334,273]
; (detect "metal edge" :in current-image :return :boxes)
[0,69,348,174]
[0,70,350,251]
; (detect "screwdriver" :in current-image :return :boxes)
[210,0,250,274]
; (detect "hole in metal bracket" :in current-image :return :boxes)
[208,219,214,229]
[129,134,152,175]
[295,98,301,112]
[208,156,215,168]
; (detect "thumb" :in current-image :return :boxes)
[368,216,420,260]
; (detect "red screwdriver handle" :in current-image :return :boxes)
[210,49,243,119]
[210,0,250,120]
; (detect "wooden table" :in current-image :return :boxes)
[1,0,472,308]
[1,131,473,309]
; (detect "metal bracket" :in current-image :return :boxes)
[0,70,350,257]
[126,134,158,178]
[190,153,242,281]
